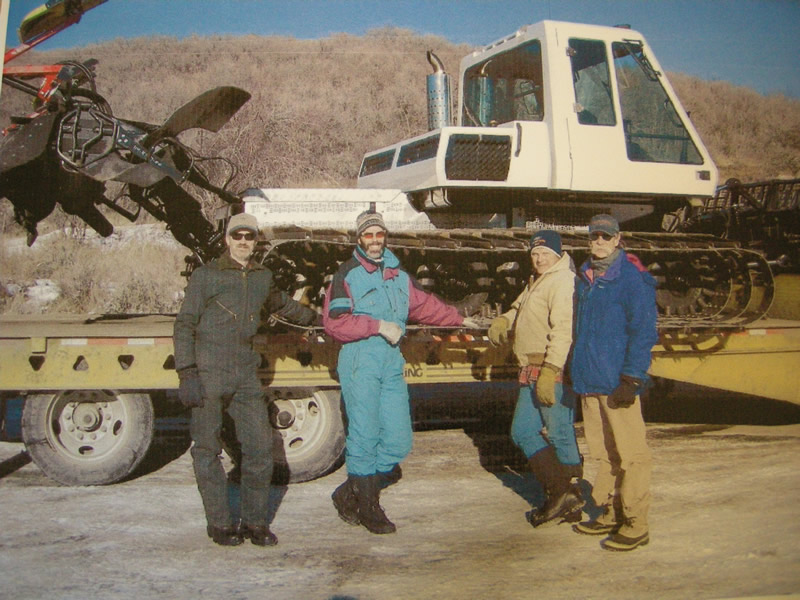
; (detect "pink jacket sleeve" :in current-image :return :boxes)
[322,282,381,343]
[407,279,463,326]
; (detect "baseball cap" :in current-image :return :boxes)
[588,214,620,236]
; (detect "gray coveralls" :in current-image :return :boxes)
[173,252,314,528]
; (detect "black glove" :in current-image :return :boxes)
[607,375,642,409]
[177,367,205,408]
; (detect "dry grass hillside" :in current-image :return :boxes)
[1,31,799,314]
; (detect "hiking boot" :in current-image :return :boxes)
[332,477,360,526]
[241,523,278,547]
[207,524,243,546]
[572,519,619,536]
[601,530,649,551]
[528,485,584,528]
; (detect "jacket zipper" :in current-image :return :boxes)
[215,299,237,320]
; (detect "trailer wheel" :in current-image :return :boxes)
[21,391,154,486]
[271,389,345,483]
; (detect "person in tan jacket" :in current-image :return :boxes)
[489,230,583,527]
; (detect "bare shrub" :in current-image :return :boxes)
[1,233,187,314]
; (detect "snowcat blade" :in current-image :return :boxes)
[141,86,251,148]
[0,113,59,174]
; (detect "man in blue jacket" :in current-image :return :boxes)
[324,210,479,534]
[570,214,658,551]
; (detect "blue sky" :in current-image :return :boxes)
[3,0,799,98]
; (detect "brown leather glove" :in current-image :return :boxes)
[607,375,642,409]
[488,316,510,346]
[535,363,560,407]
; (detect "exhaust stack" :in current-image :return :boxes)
[426,51,451,130]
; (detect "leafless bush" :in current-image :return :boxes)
[0,234,187,314]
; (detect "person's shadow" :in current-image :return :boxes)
[460,394,599,522]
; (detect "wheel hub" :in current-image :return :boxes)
[52,392,122,454]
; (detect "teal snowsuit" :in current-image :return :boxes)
[324,246,462,476]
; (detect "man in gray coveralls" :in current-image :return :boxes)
[173,213,316,547]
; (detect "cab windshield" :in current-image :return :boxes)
[461,40,544,127]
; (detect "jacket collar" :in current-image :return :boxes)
[581,249,625,283]
[354,246,400,274]
[214,251,265,271]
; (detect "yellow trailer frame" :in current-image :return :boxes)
[1,314,799,404]
[650,319,800,405]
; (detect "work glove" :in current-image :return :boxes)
[535,363,560,407]
[461,317,481,329]
[177,366,205,408]
[607,375,642,409]
[378,320,403,345]
[488,316,510,346]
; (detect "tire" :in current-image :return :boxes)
[21,391,155,486]
[270,388,345,484]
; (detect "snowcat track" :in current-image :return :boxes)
[256,227,774,332]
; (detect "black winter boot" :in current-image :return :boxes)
[352,474,396,534]
[377,464,403,490]
[526,447,584,528]
[332,476,361,526]
[207,524,244,546]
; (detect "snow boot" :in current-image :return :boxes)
[526,446,584,528]
[352,474,396,534]
[572,505,620,536]
[377,464,402,490]
[332,476,361,526]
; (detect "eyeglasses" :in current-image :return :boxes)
[589,231,615,241]
[230,231,256,241]
[361,231,386,240]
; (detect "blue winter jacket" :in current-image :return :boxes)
[570,249,658,395]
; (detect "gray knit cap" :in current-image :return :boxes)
[226,212,259,235]
[356,210,387,236]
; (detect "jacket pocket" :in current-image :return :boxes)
[354,287,379,312]
[201,298,238,329]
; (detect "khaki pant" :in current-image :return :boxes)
[581,394,652,537]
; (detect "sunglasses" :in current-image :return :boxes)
[589,231,616,241]
[361,231,386,240]
[230,231,256,241]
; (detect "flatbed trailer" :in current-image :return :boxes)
[1,313,799,486]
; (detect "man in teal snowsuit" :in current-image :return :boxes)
[174,213,316,547]
[324,210,479,534]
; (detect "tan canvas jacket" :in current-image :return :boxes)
[500,252,575,370]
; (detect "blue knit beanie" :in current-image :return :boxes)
[529,230,561,257]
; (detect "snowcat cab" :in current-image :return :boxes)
[357,20,717,232]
